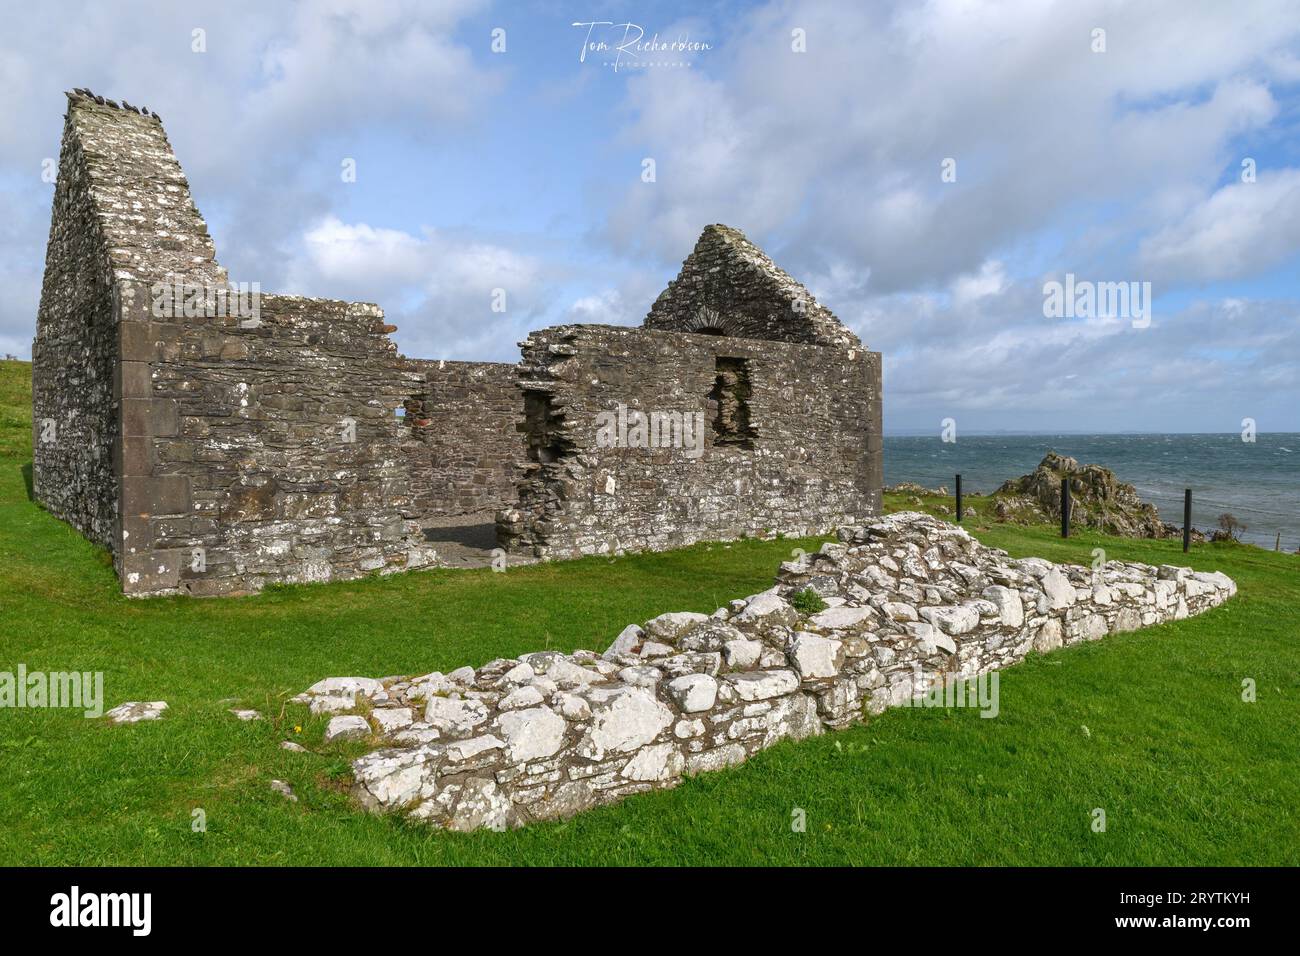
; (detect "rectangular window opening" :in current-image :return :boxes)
[521,391,571,464]
[710,356,756,448]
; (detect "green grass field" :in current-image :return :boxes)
[1,358,1296,866]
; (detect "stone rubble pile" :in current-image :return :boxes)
[292,512,1235,832]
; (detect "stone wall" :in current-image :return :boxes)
[292,513,1236,832]
[405,360,523,519]
[32,92,471,595]
[644,224,861,348]
[113,283,437,596]
[32,92,224,549]
[497,324,883,558]
[30,122,118,549]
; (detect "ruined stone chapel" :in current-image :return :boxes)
[31,91,882,596]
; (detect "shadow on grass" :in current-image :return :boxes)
[21,461,33,501]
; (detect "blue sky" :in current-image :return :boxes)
[1,0,1298,433]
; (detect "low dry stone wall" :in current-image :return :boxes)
[293,513,1235,832]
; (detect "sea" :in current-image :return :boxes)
[883,433,1299,551]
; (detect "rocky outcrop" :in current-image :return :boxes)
[995,452,1199,540]
[292,513,1235,832]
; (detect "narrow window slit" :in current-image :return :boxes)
[709,357,756,448]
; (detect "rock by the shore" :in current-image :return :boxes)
[994,452,1205,541]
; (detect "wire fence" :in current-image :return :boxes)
[946,473,1297,552]
[1144,497,1293,521]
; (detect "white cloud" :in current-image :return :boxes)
[285,215,551,361]
[565,289,634,325]
[245,0,497,141]
[604,0,1300,294]
[1139,169,1300,283]
[865,279,1300,430]
[952,260,1007,307]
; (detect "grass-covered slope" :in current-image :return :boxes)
[0,358,1296,865]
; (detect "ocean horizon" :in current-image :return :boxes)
[883,432,1299,551]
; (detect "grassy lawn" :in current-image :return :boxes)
[1,357,1297,866]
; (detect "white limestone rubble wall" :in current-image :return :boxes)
[291,513,1236,832]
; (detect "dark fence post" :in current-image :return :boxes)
[1061,477,1071,538]
[955,474,963,523]
[1183,489,1192,553]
